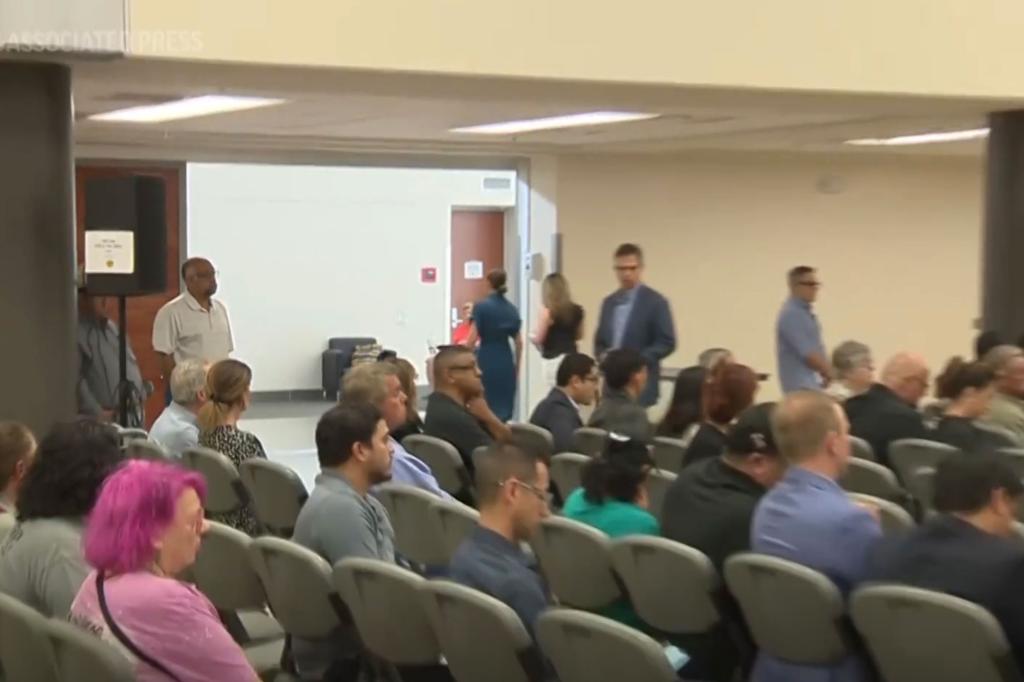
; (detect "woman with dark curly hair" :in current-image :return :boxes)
[0,419,123,617]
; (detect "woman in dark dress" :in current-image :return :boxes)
[683,362,759,468]
[467,271,522,422]
[933,357,1014,453]
[533,273,585,389]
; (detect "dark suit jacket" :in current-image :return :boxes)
[529,388,582,455]
[866,515,1024,672]
[594,284,676,407]
[844,383,928,467]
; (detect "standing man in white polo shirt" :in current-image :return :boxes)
[153,257,234,401]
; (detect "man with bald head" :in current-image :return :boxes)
[751,391,882,682]
[844,352,930,467]
[982,345,1024,446]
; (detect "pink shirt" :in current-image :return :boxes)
[70,570,257,682]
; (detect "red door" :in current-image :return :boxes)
[450,210,506,339]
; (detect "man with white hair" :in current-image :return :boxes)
[149,359,208,457]
[982,345,1024,446]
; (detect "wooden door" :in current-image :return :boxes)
[450,210,505,338]
[75,165,182,428]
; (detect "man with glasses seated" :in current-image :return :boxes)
[529,352,600,454]
[423,345,511,469]
[776,266,830,394]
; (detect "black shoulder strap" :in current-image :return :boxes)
[95,572,181,682]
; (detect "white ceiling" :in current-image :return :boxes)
[67,57,1004,161]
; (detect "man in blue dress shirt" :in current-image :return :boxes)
[776,266,831,393]
[751,390,882,682]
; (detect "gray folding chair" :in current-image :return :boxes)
[536,609,678,682]
[182,446,251,518]
[549,453,589,499]
[471,445,489,474]
[428,498,479,562]
[889,438,960,498]
[848,493,915,536]
[117,427,149,445]
[839,458,906,502]
[402,435,473,497]
[852,584,1024,682]
[849,436,876,462]
[0,592,60,682]
[529,516,620,609]
[998,448,1024,479]
[572,427,608,458]
[46,618,134,682]
[419,580,544,682]
[651,437,687,473]
[1012,522,1024,545]
[333,559,442,670]
[122,438,170,461]
[239,458,309,537]
[374,484,448,567]
[646,469,676,521]
[724,553,852,666]
[610,537,720,637]
[510,422,554,460]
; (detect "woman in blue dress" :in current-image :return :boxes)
[467,270,522,421]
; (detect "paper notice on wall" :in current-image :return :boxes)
[85,230,135,274]
[464,260,484,280]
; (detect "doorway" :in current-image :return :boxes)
[449,209,506,339]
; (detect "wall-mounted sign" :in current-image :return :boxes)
[464,260,484,280]
[85,230,134,274]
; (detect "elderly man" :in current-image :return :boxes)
[982,345,1024,446]
[826,340,874,402]
[149,360,208,458]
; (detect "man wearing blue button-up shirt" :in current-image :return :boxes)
[776,266,831,394]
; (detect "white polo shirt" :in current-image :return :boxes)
[152,292,234,363]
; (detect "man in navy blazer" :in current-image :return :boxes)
[594,243,677,407]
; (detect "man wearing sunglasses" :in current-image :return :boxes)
[776,265,831,394]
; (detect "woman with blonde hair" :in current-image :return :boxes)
[197,359,266,536]
[533,272,585,388]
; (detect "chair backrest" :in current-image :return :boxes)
[571,427,609,458]
[375,484,449,567]
[429,499,479,563]
[536,609,678,682]
[247,536,346,639]
[418,580,542,682]
[122,438,170,461]
[610,536,720,634]
[998,448,1024,479]
[1013,522,1024,545]
[889,438,960,492]
[839,458,906,501]
[651,437,687,473]
[181,446,249,516]
[239,458,309,537]
[117,427,149,445]
[852,584,1024,682]
[549,453,589,499]
[402,435,471,496]
[529,516,620,609]
[847,493,915,536]
[0,592,60,682]
[46,618,135,682]
[646,469,677,521]
[724,553,850,665]
[192,521,267,612]
[849,436,877,462]
[471,445,489,474]
[510,422,555,460]
[333,558,440,666]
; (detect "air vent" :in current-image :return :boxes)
[482,177,512,190]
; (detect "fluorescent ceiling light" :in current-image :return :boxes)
[845,127,989,146]
[450,111,660,135]
[89,95,286,123]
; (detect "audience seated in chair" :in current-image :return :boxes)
[0,419,123,618]
[656,366,706,442]
[932,357,1015,453]
[683,362,759,468]
[588,348,653,443]
[0,422,35,538]
[342,362,451,499]
[844,352,931,467]
[424,345,510,468]
[70,460,257,681]
[385,356,425,442]
[561,436,658,630]
[981,345,1024,447]
[529,352,599,455]
[149,359,208,458]
[197,359,267,536]
[449,443,551,637]
[750,390,882,682]
[291,402,396,680]
[865,453,1024,671]
[826,341,874,403]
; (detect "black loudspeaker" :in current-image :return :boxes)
[84,175,167,296]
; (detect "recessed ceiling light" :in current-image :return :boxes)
[845,128,989,146]
[450,111,660,135]
[88,95,286,123]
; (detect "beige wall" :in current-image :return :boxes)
[558,152,984,403]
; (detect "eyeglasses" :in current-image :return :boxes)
[191,270,219,280]
[500,479,551,505]
[449,363,479,372]
[797,280,821,288]
[614,265,640,272]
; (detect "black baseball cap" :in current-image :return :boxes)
[726,402,778,456]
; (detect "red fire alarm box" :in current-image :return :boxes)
[421,267,437,283]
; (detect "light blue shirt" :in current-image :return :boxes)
[776,296,826,393]
[611,287,639,348]
[383,438,453,501]
[148,402,199,458]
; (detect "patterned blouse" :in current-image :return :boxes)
[198,425,266,536]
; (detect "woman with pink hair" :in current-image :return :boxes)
[69,460,257,681]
